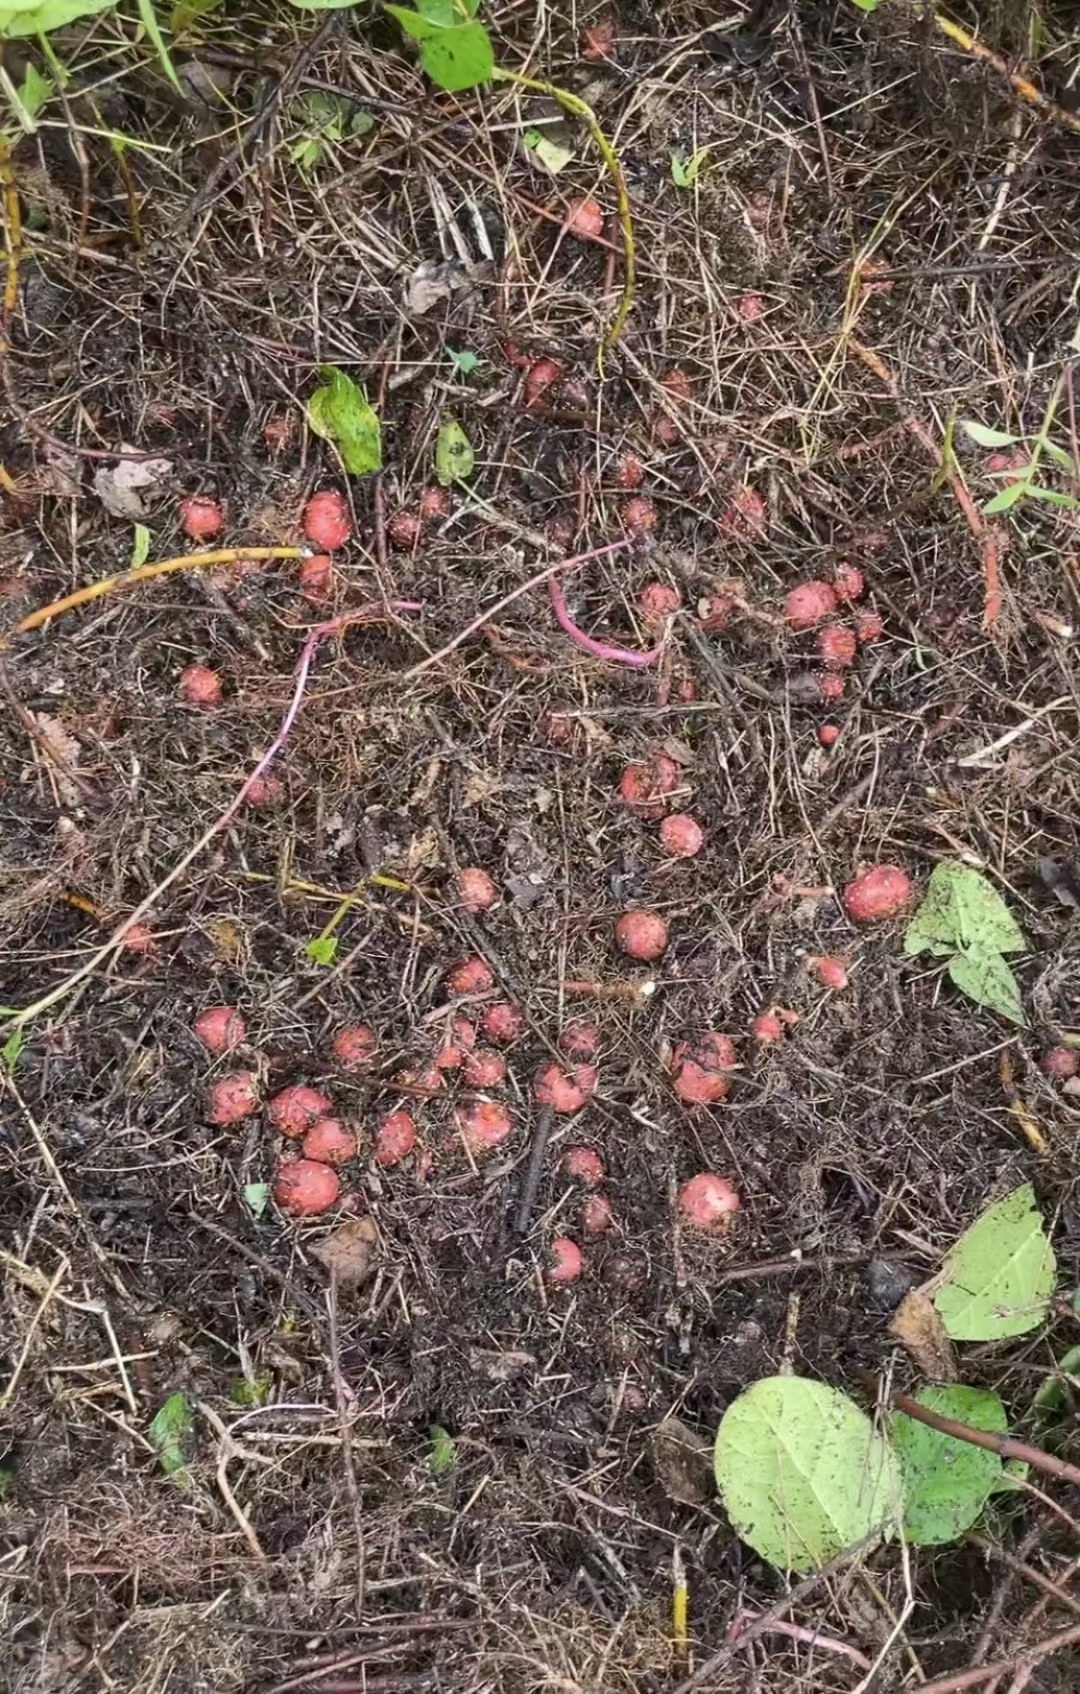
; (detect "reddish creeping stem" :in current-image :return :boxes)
[548,575,661,668]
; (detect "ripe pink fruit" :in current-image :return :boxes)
[562,1146,605,1186]
[614,452,645,490]
[638,581,681,624]
[418,486,450,521]
[619,750,681,819]
[456,867,499,913]
[615,908,669,961]
[179,495,224,541]
[180,663,223,707]
[856,610,885,643]
[534,1061,598,1113]
[785,580,838,629]
[720,486,767,537]
[659,813,703,858]
[817,672,846,703]
[388,510,422,550]
[671,1034,736,1106]
[245,771,284,806]
[121,922,156,955]
[817,624,857,669]
[735,290,764,321]
[678,1172,740,1232]
[654,412,681,446]
[481,1001,524,1045]
[812,954,849,990]
[274,1157,340,1216]
[298,553,333,602]
[833,563,865,602]
[565,196,605,240]
[194,1005,247,1054]
[458,1098,514,1156]
[623,495,658,536]
[752,1010,784,1044]
[523,356,563,410]
[580,1192,614,1235]
[843,864,913,923]
[559,1020,599,1060]
[302,1117,356,1165]
[818,723,840,748]
[445,955,495,996]
[463,1048,507,1088]
[269,1084,334,1138]
[581,15,616,59]
[1042,1046,1079,1080]
[208,1070,259,1125]
[549,1236,583,1283]
[375,1109,417,1166]
[331,1024,377,1069]
[303,489,351,550]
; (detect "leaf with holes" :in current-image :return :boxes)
[714,1376,902,1572]
[149,1392,194,1480]
[435,418,475,485]
[891,1385,1006,1545]
[935,1184,1055,1341]
[385,6,494,92]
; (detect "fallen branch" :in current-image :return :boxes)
[912,1620,1080,1694]
[855,1370,1080,1490]
[847,336,1003,629]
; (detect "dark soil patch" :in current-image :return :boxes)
[2,4,1080,1691]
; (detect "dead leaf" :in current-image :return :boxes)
[93,454,172,520]
[889,1288,957,1382]
[43,442,81,500]
[405,825,442,874]
[461,767,502,808]
[651,1416,713,1506]
[204,916,249,964]
[32,712,83,808]
[469,1347,536,1382]
[311,1216,380,1289]
[405,258,475,317]
[408,756,443,809]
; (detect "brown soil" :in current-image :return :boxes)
[2,4,1080,1691]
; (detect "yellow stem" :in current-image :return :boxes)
[14,547,306,635]
[494,68,635,365]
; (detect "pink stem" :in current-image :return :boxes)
[234,601,422,809]
[548,574,661,668]
[727,1609,871,1671]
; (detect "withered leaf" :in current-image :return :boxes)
[651,1415,713,1506]
[889,1288,957,1383]
[311,1216,379,1289]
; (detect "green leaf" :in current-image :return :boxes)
[231,1371,273,1407]
[1024,485,1079,508]
[135,0,183,92]
[447,346,479,376]
[170,0,223,33]
[983,481,1027,514]
[947,946,1025,1024]
[890,1385,1006,1545]
[960,420,1020,449]
[434,417,474,485]
[243,1181,270,1219]
[934,1183,1055,1341]
[149,1392,193,1479]
[523,126,575,174]
[904,861,1025,958]
[0,0,113,36]
[18,62,51,115]
[428,1423,457,1477]
[713,1376,902,1572]
[304,935,338,967]
[131,523,152,568]
[1033,1343,1080,1416]
[306,364,381,475]
[670,147,708,188]
[385,7,494,91]
[1041,441,1077,473]
[849,0,881,10]
[2,1026,24,1071]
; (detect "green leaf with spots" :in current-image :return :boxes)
[891,1385,1006,1544]
[947,947,1024,1025]
[385,7,493,92]
[714,1376,902,1572]
[434,417,475,485]
[934,1184,1055,1341]
[904,861,1025,957]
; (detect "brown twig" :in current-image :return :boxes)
[848,336,1003,628]
[933,12,1080,136]
[327,1274,366,1621]
[512,1106,556,1236]
[912,1621,1080,1694]
[856,1371,1080,1490]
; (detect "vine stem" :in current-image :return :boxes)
[13,547,307,635]
[493,68,635,364]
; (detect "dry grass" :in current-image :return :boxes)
[3,2,1080,1690]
